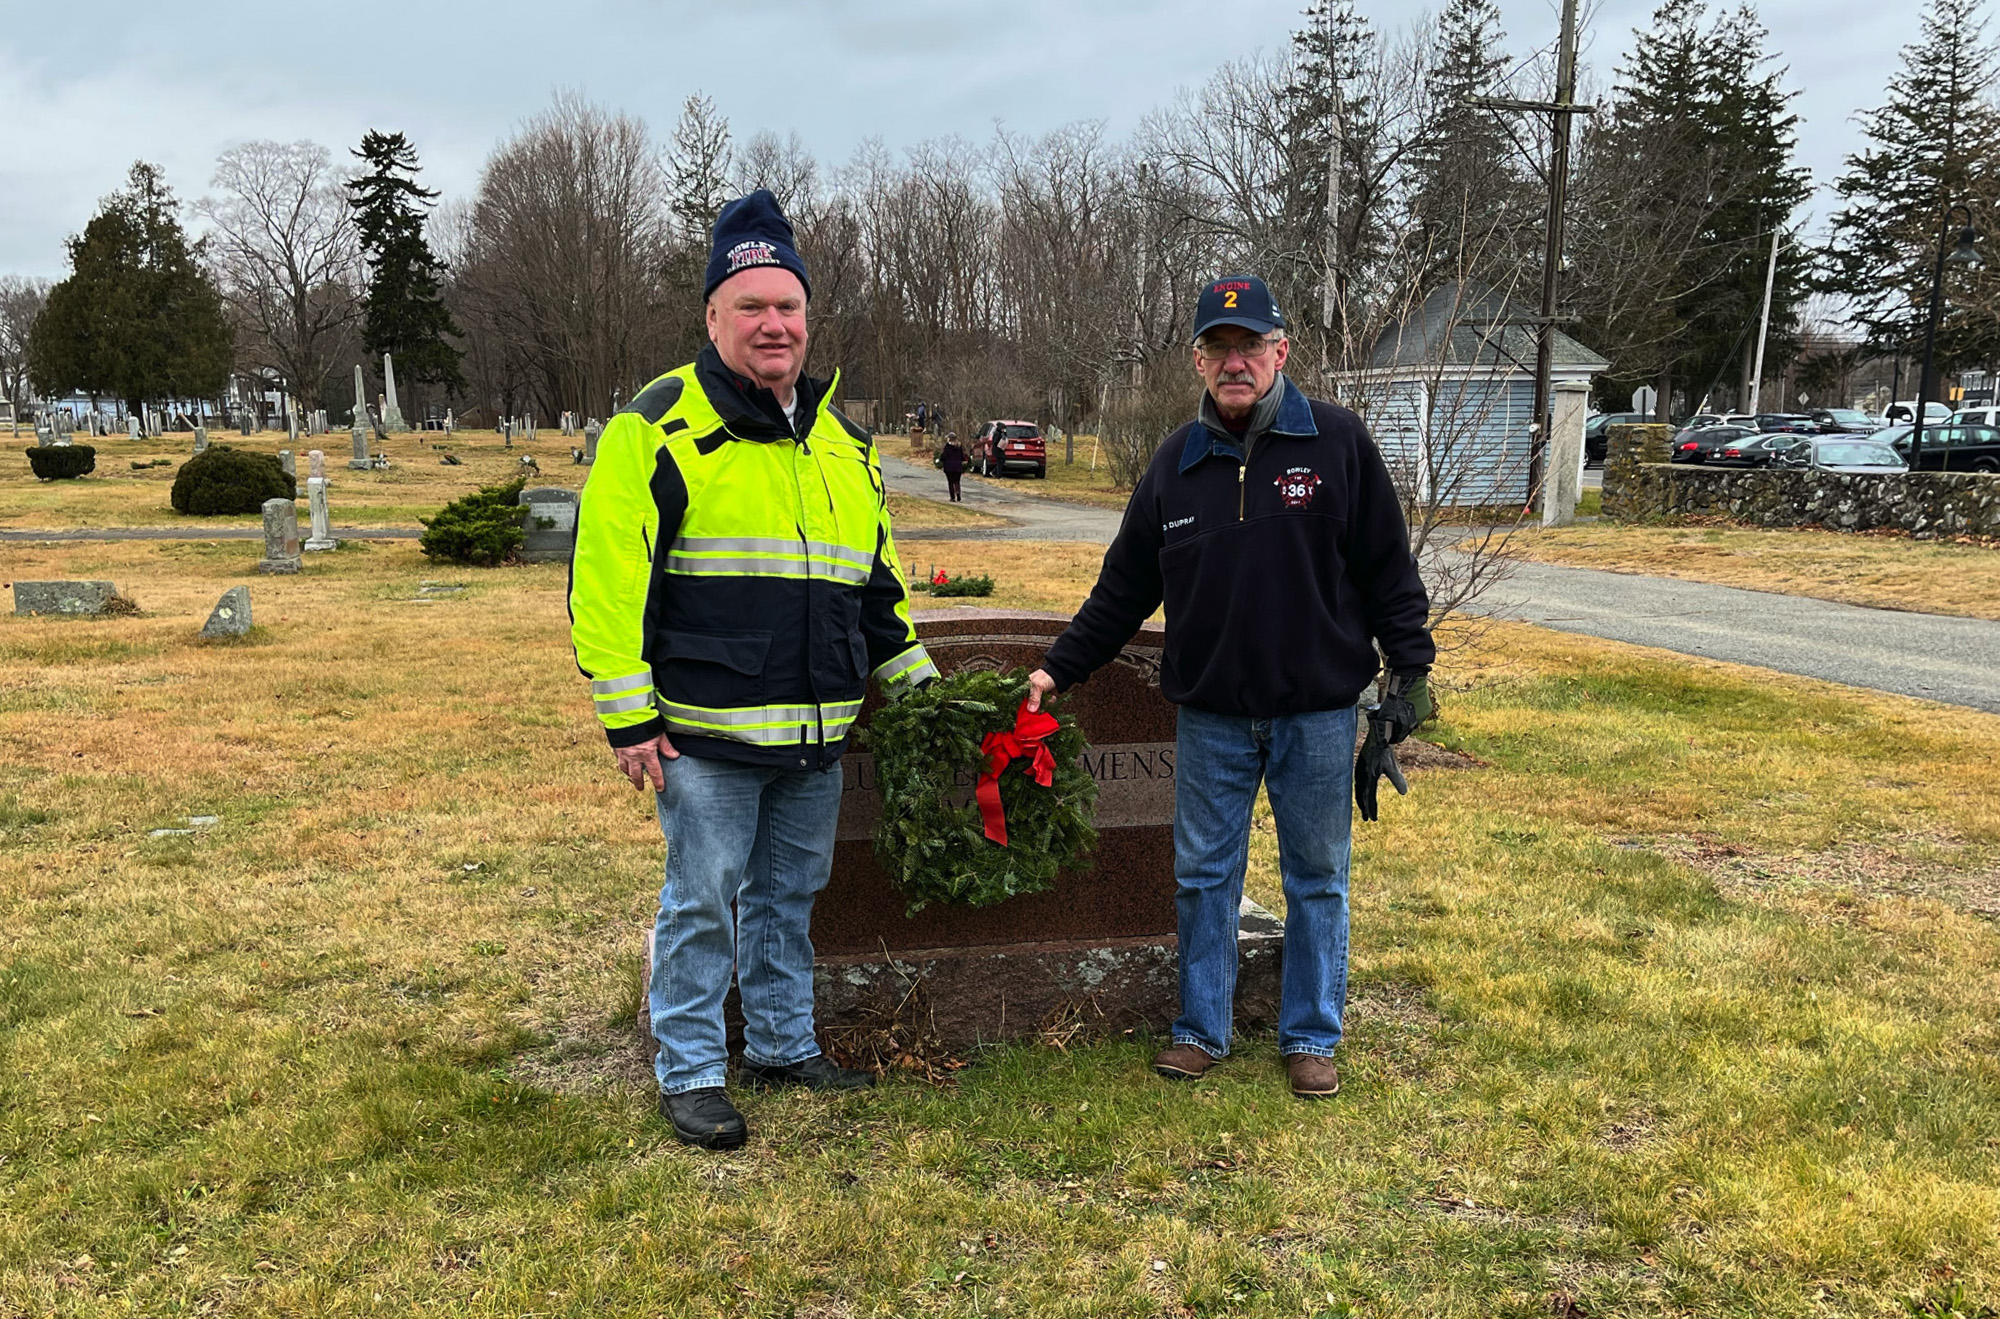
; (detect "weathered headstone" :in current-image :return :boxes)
[381,353,407,431]
[349,364,369,465]
[516,486,579,563]
[238,411,253,436]
[639,610,1282,1050]
[349,427,370,470]
[278,449,295,478]
[444,409,455,434]
[582,420,601,464]
[199,586,252,638]
[304,451,336,551]
[12,581,120,616]
[525,414,536,442]
[193,424,208,452]
[256,499,301,575]
[130,418,144,441]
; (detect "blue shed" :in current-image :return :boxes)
[1346,281,1608,508]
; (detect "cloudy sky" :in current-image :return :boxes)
[0,0,1923,278]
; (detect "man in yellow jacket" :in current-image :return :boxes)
[570,190,936,1150]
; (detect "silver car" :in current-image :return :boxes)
[1773,438,1908,474]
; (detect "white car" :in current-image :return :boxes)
[1885,400,1953,424]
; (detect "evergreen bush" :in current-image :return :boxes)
[170,446,296,515]
[25,445,96,480]
[931,573,995,597]
[420,477,527,566]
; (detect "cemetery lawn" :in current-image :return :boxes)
[3,537,1999,1318]
[972,446,1135,511]
[2,431,1000,537]
[1508,521,2000,621]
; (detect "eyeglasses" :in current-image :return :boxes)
[1195,335,1276,361]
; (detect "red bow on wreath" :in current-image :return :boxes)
[975,700,1061,846]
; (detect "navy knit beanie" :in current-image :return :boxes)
[704,189,811,301]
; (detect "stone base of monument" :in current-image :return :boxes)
[628,610,1290,1060]
[637,897,1283,1055]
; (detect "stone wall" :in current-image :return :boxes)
[1602,422,2000,536]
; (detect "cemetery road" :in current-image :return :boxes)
[877,453,1121,543]
[1480,559,2000,714]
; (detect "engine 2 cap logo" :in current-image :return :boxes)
[726,240,780,273]
[1275,467,1321,508]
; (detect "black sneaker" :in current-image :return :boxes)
[739,1054,876,1092]
[660,1087,747,1150]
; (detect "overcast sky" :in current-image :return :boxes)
[0,0,1927,278]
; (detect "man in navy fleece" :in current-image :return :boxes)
[1025,274,1435,1101]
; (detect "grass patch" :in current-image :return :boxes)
[0,538,1997,1314]
[1510,521,2000,619]
[885,493,1007,531]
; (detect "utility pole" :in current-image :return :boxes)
[1747,227,1782,415]
[1472,0,1589,508]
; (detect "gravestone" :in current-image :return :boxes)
[193,428,209,455]
[516,486,579,562]
[638,609,1282,1050]
[278,449,295,478]
[12,581,119,615]
[349,426,370,470]
[256,499,301,574]
[582,420,601,464]
[444,409,455,435]
[286,401,299,444]
[130,418,144,441]
[199,586,252,638]
[381,353,407,431]
[304,451,336,551]
[238,412,253,436]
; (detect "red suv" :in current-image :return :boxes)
[972,420,1046,478]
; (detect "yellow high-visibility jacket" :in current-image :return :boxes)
[569,345,937,770]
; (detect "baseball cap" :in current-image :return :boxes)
[1192,274,1285,343]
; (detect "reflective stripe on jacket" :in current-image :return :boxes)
[569,345,937,769]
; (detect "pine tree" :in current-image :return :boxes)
[348,130,463,393]
[1567,0,1806,412]
[1823,0,2000,388]
[1408,0,1536,284]
[1283,0,1388,362]
[28,162,233,414]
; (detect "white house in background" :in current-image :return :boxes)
[1342,281,1608,509]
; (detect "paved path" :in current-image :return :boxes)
[1481,559,2000,713]
[1,526,422,542]
[880,454,1121,543]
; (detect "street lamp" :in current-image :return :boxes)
[1910,203,1983,470]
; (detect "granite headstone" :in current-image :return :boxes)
[517,486,579,563]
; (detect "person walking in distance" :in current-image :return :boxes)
[1024,273,1435,1101]
[939,431,966,502]
[568,190,939,1150]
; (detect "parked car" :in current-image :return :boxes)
[970,420,1046,477]
[1669,424,1754,464]
[1885,421,2000,472]
[1708,433,1810,468]
[1808,408,1883,434]
[1583,411,1648,466]
[1884,400,1954,425]
[1752,413,1820,434]
[1683,412,1759,431]
[1772,438,1908,474]
[1953,405,2000,427]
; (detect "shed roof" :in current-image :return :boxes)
[1367,281,1610,374]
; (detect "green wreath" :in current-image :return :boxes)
[864,667,1099,913]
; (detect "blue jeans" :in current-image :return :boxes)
[649,754,843,1095]
[1172,704,1356,1059]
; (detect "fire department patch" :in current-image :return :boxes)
[1275,467,1321,509]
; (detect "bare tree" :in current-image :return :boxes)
[198,141,361,410]
[454,94,672,420]
[0,275,50,421]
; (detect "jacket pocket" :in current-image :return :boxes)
[651,629,771,711]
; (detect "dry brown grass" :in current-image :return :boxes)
[3,536,1999,1315]
[883,494,1006,531]
[1510,521,2000,620]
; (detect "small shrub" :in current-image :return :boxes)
[931,573,995,598]
[25,445,96,480]
[171,446,296,515]
[420,477,528,566]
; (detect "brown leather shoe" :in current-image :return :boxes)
[1286,1054,1341,1100]
[1152,1042,1218,1081]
